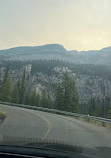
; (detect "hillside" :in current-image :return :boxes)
[0,44,111,105]
[0,60,111,103]
[0,44,111,66]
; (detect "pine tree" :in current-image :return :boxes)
[62,73,72,111]
[31,90,37,106]
[41,89,47,108]
[47,92,53,109]
[104,96,110,118]
[108,107,111,119]
[1,75,12,102]
[35,94,40,107]
[55,73,79,112]
[40,89,53,108]
[0,77,2,100]
[2,67,9,84]
[89,98,96,116]
[12,84,19,103]
[19,70,26,104]
[25,91,31,105]
[71,80,79,113]
[55,83,64,110]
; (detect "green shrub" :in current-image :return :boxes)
[0,111,6,119]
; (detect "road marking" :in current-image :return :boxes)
[33,112,52,141]
[12,107,52,141]
[0,105,52,141]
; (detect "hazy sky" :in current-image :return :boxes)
[0,0,111,50]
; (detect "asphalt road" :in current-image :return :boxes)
[0,104,111,158]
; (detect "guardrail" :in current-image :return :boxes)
[0,101,111,125]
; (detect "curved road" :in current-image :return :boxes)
[0,104,111,157]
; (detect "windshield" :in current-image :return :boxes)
[0,0,111,158]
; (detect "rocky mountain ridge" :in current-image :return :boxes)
[0,44,111,66]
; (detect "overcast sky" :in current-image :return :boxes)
[0,0,111,50]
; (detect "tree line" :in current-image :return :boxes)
[80,97,111,119]
[0,69,79,113]
[1,59,111,80]
[0,70,51,107]
[0,68,111,118]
